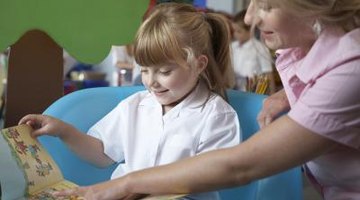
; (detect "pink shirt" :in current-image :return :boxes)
[276,27,360,200]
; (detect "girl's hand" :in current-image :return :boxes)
[18,114,68,138]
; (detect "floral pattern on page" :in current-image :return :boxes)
[2,125,64,195]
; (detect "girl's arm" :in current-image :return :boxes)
[59,123,115,168]
[57,115,337,199]
[19,114,114,168]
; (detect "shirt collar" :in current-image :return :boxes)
[275,48,306,71]
[296,27,345,83]
[164,80,210,120]
[276,27,351,84]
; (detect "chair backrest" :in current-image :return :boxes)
[220,90,303,200]
[42,86,303,199]
[41,86,145,185]
[227,90,265,141]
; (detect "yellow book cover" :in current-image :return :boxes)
[0,124,78,200]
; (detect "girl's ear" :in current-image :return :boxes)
[196,55,208,74]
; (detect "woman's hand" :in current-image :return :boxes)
[52,177,148,200]
[18,114,70,138]
[257,89,290,128]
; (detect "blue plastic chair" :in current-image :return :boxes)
[41,86,145,185]
[219,90,303,200]
[41,86,303,199]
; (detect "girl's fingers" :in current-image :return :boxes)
[19,114,41,126]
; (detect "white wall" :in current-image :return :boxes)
[206,0,235,14]
[206,0,250,15]
[235,0,251,13]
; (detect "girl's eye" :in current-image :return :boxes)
[159,70,171,75]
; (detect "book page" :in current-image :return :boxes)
[28,180,79,200]
[142,194,186,200]
[1,124,64,195]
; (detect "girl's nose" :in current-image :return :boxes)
[146,74,158,87]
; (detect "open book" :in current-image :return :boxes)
[0,124,184,200]
[0,124,78,200]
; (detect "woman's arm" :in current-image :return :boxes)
[58,115,337,199]
[126,116,336,193]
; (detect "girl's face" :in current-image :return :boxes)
[141,57,204,111]
[245,0,316,51]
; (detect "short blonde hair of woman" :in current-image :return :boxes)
[254,0,360,32]
[134,3,233,100]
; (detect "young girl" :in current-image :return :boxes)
[56,0,360,199]
[19,3,240,200]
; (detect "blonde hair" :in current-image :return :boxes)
[134,3,232,100]
[256,0,360,32]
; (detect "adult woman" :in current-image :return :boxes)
[57,1,360,199]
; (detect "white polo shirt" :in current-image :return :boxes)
[231,39,273,90]
[88,82,240,200]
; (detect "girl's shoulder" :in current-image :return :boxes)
[204,93,237,115]
[118,90,151,106]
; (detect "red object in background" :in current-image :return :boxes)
[143,0,157,20]
[64,80,77,95]
[63,80,110,95]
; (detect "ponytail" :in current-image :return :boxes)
[201,12,235,100]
